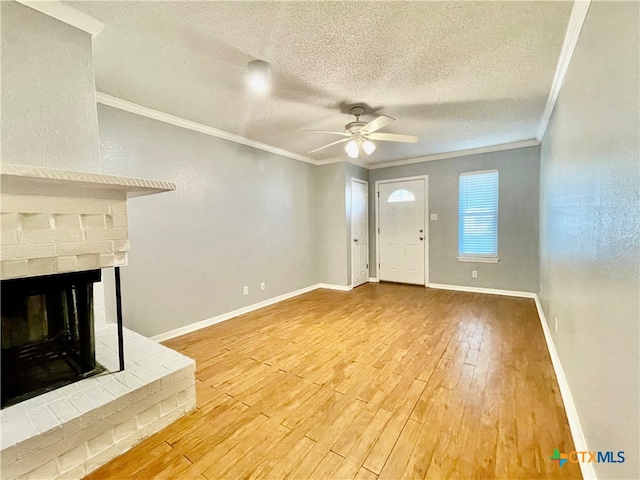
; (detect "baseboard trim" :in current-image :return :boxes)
[428,283,536,298]
[317,283,353,292]
[368,277,380,283]
[533,295,595,480]
[151,284,320,342]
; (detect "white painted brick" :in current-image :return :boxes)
[58,256,78,272]
[113,239,130,252]
[1,243,57,261]
[1,445,17,467]
[27,406,59,433]
[56,443,88,474]
[160,395,178,416]
[2,231,18,245]
[99,254,115,268]
[81,214,107,229]
[114,252,127,266]
[84,432,136,476]
[113,417,137,443]
[184,397,197,413]
[87,430,114,457]
[178,385,197,406]
[16,427,61,462]
[62,416,83,438]
[136,404,161,428]
[23,458,59,480]
[146,379,162,396]
[132,387,147,405]
[2,259,28,278]
[161,374,175,389]
[100,400,118,420]
[57,241,113,256]
[48,399,80,423]
[67,392,97,419]
[1,213,20,230]
[76,254,100,271]
[84,228,128,241]
[27,257,58,276]
[20,213,53,230]
[54,214,82,229]
[54,463,85,480]
[18,229,84,244]
[1,195,111,215]
[106,214,128,228]
[140,405,184,439]
[109,202,127,215]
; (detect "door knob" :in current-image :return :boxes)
[419,237,424,241]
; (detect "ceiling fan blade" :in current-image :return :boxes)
[360,115,395,135]
[304,130,350,136]
[366,132,420,143]
[308,137,350,154]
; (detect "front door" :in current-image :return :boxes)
[351,179,369,287]
[378,179,426,285]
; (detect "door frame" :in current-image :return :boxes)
[375,175,429,286]
[351,178,369,287]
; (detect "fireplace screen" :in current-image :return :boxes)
[1,270,104,408]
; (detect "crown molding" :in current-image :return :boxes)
[96,93,318,165]
[536,0,591,141]
[367,139,540,170]
[96,94,542,170]
[318,156,370,169]
[16,0,104,37]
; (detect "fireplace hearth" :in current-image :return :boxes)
[1,270,104,408]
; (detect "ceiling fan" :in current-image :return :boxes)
[307,106,419,158]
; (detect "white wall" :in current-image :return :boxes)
[539,2,639,478]
[1,1,100,173]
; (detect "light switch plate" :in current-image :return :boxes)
[430,213,438,221]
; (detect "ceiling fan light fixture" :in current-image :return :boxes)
[247,60,271,93]
[362,140,376,155]
[345,140,359,158]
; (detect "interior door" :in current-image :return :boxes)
[378,179,426,285]
[351,179,369,287]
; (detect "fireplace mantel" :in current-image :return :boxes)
[0,163,175,197]
[0,163,176,280]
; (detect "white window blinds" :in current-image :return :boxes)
[458,170,499,257]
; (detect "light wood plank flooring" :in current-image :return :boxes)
[85,283,581,479]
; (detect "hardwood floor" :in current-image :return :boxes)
[85,283,581,479]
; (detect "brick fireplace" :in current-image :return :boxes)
[0,163,196,479]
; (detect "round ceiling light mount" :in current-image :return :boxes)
[247,59,271,93]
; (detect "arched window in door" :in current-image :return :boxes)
[387,189,415,203]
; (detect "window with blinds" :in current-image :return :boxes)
[458,170,499,259]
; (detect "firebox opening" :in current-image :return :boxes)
[1,270,105,408]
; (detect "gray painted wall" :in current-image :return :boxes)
[316,163,348,286]
[368,147,540,292]
[98,105,318,337]
[539,2,639,478]
[315,162,368,286]
[1,1,100,173]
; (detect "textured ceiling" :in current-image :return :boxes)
[66,1,572,166]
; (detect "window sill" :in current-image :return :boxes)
[457,256,500,263]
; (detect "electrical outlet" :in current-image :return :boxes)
[243,286,248,295]
[555,317,558,334]
[261,282,265,291]
[472,270,478,278]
